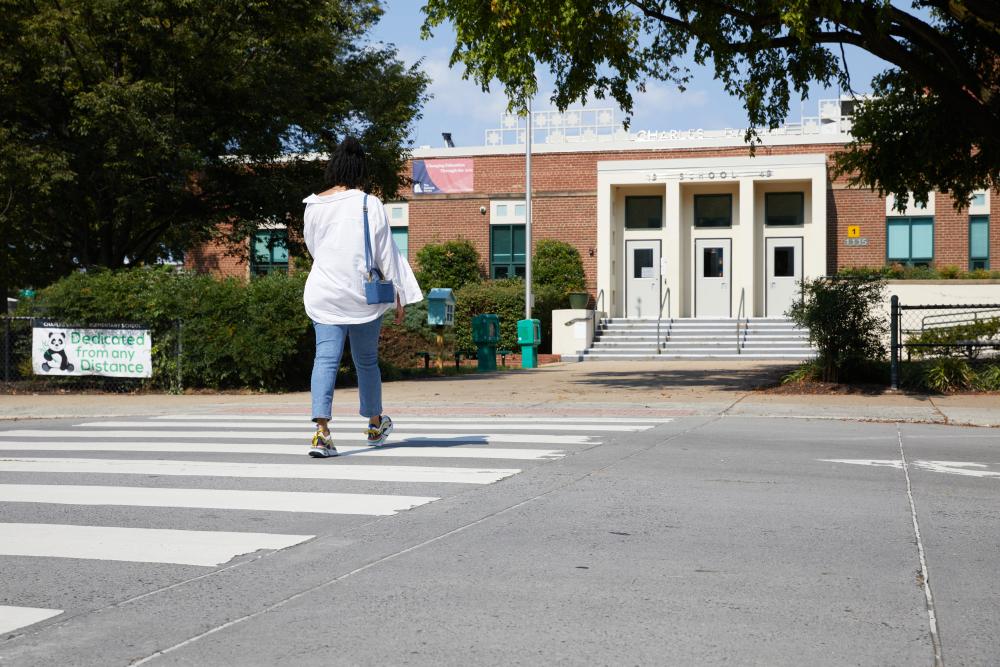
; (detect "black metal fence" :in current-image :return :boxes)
[1,316,183,394]
[889,296,1000,389]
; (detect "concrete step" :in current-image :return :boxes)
[587,346,815,355]
[595,332,809,340]
[569,352,817,361]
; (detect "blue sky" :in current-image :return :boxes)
[371,2,891,149]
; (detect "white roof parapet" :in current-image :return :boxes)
[429,98,856,159]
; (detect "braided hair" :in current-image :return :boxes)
[324,137,367,189]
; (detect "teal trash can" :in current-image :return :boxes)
[472,314,500,372]
[516,318,542,369]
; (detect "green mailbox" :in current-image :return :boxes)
[471,314,500,372]
[516,318,542,369]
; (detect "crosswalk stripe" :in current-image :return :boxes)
[0,458,520,485]
[0,430,593,445]
[151,415,674,424]
[0,484,437,516]
[0,523,312,567]
[78,421,645,432]
[0,441,564,460]
[0,605,62,635]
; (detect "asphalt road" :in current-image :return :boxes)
[0,412,996,666]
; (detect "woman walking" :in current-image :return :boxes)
[303,137,422,457]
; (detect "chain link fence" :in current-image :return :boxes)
[1,316,183,394]
[889,298,1000,389]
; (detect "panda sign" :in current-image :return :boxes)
[32,322,152,378]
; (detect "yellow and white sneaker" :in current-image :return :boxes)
[309,429,338,458]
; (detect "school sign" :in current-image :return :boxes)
[32,322,152,378]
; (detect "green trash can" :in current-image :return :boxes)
[471,314,500,372]
[516,318,542,369]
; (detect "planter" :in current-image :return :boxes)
[567,292,590,309]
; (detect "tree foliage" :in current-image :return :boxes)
[422,1,1000,207]
[0,0,428,297]
[414,238,483,290]
[532,239,586,293]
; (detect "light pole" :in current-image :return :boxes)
[517,97,540,369]
[524,96,533,319]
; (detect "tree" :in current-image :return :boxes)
[0,0,429,306]
[414,239,482,290]
[532,239,585,293]
[422,1,1000,208]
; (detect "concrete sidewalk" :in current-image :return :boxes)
[2,361,998,426]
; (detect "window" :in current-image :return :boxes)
[633,248,654,278]
[703,247,725,278]
[391,227,409,259]
[251,229,288,275]
[765,193,804,226]
[773,246,795,277]
[970,216,989,270]
[625,196,663,229]
[490,224,526,278]
[694,194,732,228]
[887,217,933,265]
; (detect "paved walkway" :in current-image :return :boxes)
[2,361,998,426]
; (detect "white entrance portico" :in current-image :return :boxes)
[596,154,827,319]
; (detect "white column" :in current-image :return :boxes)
[596,175,614,317]
[807,167,828,280]
[736,178,757,317]
[664,178,682,319]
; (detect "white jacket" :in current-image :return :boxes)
[302,189,423,325]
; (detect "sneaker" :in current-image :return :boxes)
[366,415,394,446]
[309,429,338,458]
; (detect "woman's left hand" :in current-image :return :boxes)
[394,299,404,325]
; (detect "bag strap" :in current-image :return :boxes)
[362,194,384,280]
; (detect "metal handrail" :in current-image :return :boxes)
[591,288,605,344]
[735,288,747,354]
[656,286,671,353]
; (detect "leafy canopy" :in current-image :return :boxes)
[422,1,1000,207]
[415,238,483,290]
[532,239,586,293]
[0,0,428,292]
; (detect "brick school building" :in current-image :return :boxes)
[186,100,997,320]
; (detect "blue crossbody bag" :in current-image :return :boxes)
[362,194,396,305]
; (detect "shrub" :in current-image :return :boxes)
[974,364,1000,391]
[788,275,887,383]
[415,239,482,291]
[837,266,1000,280]
[923,357,976,393]
[22,266,437,391]
[452,279,567,355]
[906,317,1000,359]
[937,265,961,279]
[781,361,821,384]
[532,239,586,293]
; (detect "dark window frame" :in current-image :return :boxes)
[886,216,934,266]
[969,215,989,271]
[764,192,805,227]
[490,224,526,279]
[693,194,733,228]
[625,196,664,230]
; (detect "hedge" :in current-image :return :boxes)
[452,279,567,355]
[18,267,436,391]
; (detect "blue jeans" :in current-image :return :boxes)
[311,317,383,421]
